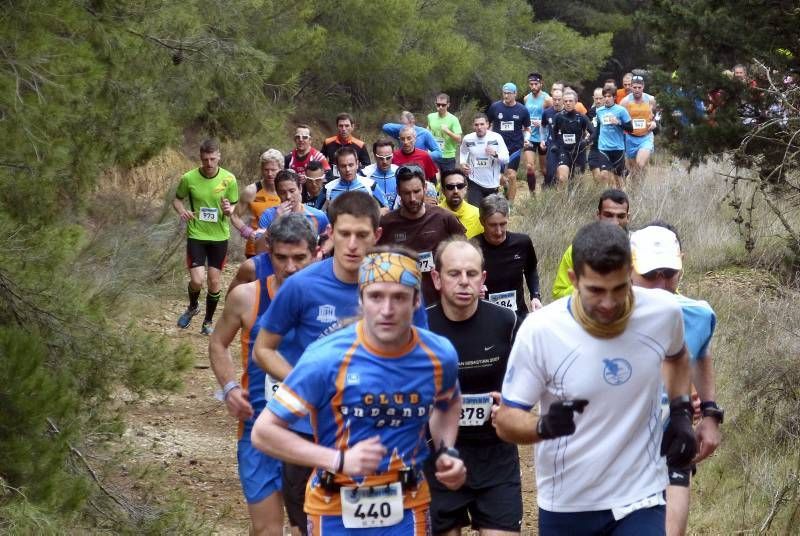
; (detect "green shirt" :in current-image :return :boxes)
[176,167,239,242]
[427,112,462,159]
[439,199,483,238]
[552,244,574,299]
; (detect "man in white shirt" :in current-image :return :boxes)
[495,221,696,536]
[459,113,509,207]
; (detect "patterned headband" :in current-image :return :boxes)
[358,252,421,291]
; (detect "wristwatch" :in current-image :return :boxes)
[435,444,460,461]
[700,401,725,424]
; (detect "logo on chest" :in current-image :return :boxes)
[339,391,433,428]
[602,358,632,385]
[317,304,337,323]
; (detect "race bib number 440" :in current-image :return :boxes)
[340,482,403,528]
[460,393,492,426]
[199,207,219,222]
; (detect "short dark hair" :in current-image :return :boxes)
[396,166,426,188]
[442,169,467,184]
[436,92,450,102]
[597,189,629,212]
[334,146,359,166]
[305,160,324,173]
[336,112,354,124]
[329,191,380,230]
[434,236,484,272]
[200,138,220,154]
[602,87,615,98]
[572,221,631,277]
[373,138,395,153]
[267,213,317,252]
[642,219,683,249]
[275,169,300,188]
[473,113,489,123]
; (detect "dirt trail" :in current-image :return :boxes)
[126,266,539,535]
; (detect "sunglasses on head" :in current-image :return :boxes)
[641,268,678,281]
[444,182,466,191]
[632,76,644,83]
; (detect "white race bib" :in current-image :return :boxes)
[417,251,434,272]
[435,137,445,149]
[500,120,514,131]
[265,375,280,402]
[602,114,613,125]
[475,157,490,168]
[562,133,576,144]
[459,393,493,426]
[611,493,666,521]
[632,118,647,130]
[199,207,219,222]
[340,482,404,529]
[489,290,517,311]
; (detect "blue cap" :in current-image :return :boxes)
[502,82,517,93]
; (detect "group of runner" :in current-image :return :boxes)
[172,69,723,536]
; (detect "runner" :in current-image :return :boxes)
[616,72,633,104]
[257,170,329,243]
[476,194,541,319]
[629,223,722,536]
[173,139,238,335]
[495,221,697,536]
[378,166,466,305]
[208,214,318,536]
[596,87,633,188]
[439,170,484,239]
[621,75,657,179]
[321,113,371,179]
[427,94,463,171]
[360,138,400,209]
[252,246,464,535]
[253,192,430,534]
[285,124,331,176]
[382,111,443,162]
[229,149,282,259]
[552,89,593,186]
[586,88,605,182]
[301,161,326,209]
[319,147,390,213]
[540,89,564,187]
[552,189,630,299]
[486,82,530,203]
[426,238,522,536]
[523,72,550,193]
[392,126,440,184]
[459,113,509,206]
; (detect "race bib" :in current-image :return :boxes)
[611,493,666,521]
[632,118,647,130]
[602,114,613,125]
[562,133,576,144]
[417,251,434,272]
[435,137,445,149]
[340,482,403,529]
[500,120,514,131]
[265,375,280,402]
[459,393,492,426]
[475,157,490,168]
[199,207,219,222]
[489,290,517,311]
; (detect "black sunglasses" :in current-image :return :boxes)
[641,268,678,281]
[444,183,466,191]
[436,103,448,107]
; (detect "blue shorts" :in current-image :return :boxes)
[625,133,654,159]
[237,438,282,504]
[307,504,430,535]
[539,504,666,536]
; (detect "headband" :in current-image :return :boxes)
[358,252,421,291]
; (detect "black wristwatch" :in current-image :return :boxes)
[435,443,460,461]
[700,401,725,424]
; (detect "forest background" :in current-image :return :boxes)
[1,0,799,533]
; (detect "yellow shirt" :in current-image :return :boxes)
[439,200,483,238]
[552,244,574,299]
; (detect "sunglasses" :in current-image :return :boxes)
[641,268,679,281]
[375,154,393,161]
[631,76,644,83]
[294,135,311,140]
[436,103,448,107]
[444,182,466,191]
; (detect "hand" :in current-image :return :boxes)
[179,209,194,222]
[224,388,254,420]
[539,141,546,151]
[489,391,501,427]
[221,198,234,216]
[531,298,543,311]
[693,416,721,463]
[661,397,698,467]
[462,165,471,175]
[435,453,466,490]
[442,126,452,136]
[341,436,386,476]
[485,146,496,157]
[277,201,292,215]
[537,399,589,439]
[691,392,702,424]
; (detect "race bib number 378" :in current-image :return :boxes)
[340,482,403,528]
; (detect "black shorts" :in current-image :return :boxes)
[599,149,626,176]
[424,442,522,533]
[504,145,523,171]
[283,433,314,532]
[186,238,228,270]
[667,464,697,488]
[557,147,586,168]
[523,143,548,156]
[587,148,603,170]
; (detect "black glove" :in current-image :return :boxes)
[537,399,589,439]
[661,396,697,467]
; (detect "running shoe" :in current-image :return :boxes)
[177,306,199,328]
[200,322,214,335]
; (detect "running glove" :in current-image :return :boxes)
[661,396,698,467]
[537,399,589,439]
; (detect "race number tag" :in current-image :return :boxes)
[199,207,219,222]
[632,118,647,130]
[265,375,280,402]
[500,121,514,131]
[460,393,492,426]
[489,290,517,311]
[418,251,434,272]
[562,133,576,144]
[340,482,403,529]
[435,137,445,149]
[475,157,490,168]
[602,114,613,126]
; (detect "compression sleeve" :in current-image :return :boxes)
[524,238,541,298]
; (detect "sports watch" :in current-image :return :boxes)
[700,401,724,424]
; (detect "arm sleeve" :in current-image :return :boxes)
[524,238,541,297]
[357,145,371,167]
[501,320,545,410]
[420,130,442,161]
[551,245,574,299]
[371,184,389,208]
